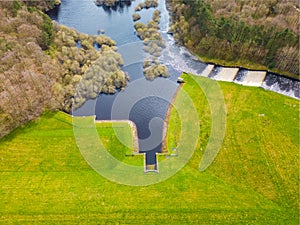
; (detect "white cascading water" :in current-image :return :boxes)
[262,74,300,99]
[158,0,299,100]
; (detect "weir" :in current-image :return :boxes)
[214,67,239,82]
[262,73,300,99]
[201,64,215,77]
[241,71,267,87]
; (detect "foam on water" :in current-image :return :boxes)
[234,69,248,84]
[208,66,222,79]
[262,73,300,99]
[159,35,206,75]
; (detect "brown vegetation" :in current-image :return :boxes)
[95,0,119,7]
[132,13,141,22]
[0,3,60,137]
[133,3,169,80]
[73,45,129,109]
[143,58,169,80]
[20,0,60,11]
[0,1,127,137]
[167,0,299,78]
[135,0,158,11]
[51,23,128,111]
[205,0,299,34]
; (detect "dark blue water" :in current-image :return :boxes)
[72,62,181,164]
[48,0,155,45]
[95,63,180,164]
[48,0,299,165]
[49,0,182,165]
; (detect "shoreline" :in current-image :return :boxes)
[195,54,300,81]
[161,82,183,153]
[169,37,299,81]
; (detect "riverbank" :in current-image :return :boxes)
[160,36,299,99]
[195,53,300,81]
[161,82,183,153]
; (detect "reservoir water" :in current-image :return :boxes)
[48,0,182,165]
[48,0,299,165]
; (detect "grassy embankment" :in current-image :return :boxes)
[0,75,299,224]
[166,73,299,219]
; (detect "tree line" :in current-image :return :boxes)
[0,1,128,137]
[167,0,299,78]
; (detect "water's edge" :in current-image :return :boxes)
[48,0,299,168]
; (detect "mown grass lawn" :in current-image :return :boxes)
[0,74,298,224]
[167,73,299,221]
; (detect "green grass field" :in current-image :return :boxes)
[0,75,299,224]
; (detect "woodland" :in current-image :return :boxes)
[167,0,299,78]
[0,1,128,137]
